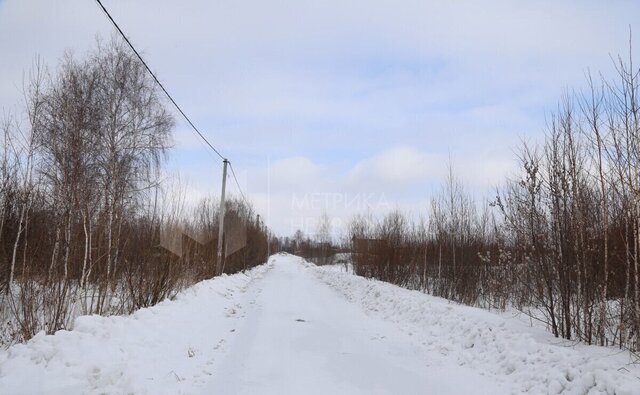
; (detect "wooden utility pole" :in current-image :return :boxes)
[216,159,229,275]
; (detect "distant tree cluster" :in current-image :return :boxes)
[278,213,342,265]
[350,48,640,352]
[0,38,270,345]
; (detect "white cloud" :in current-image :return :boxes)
[186,146,517,236]
[349,147,438,184]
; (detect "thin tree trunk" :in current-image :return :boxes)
[81,209,89,288]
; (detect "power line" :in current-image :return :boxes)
[228,161,249,206]
[93,0,226,161]
[94,1,255,214]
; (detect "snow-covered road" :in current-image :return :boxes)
[1,253,639,394]
[206,255,504,394]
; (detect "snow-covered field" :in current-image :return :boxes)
[1,253,639,394]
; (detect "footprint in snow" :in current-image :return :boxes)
[213,339,226,351]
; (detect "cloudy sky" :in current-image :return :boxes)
[0,0,638,236]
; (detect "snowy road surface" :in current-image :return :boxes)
[205,255,503,394]
[1,254,639,394]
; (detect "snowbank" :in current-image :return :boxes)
[314,265,640,395]
[0,261,273,395]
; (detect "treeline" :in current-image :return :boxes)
[0,38,270,345]
[281,213,342,265]
[350,49,640,352]
[280,232,340,265]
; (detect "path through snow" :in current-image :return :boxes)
[206,255,504,394]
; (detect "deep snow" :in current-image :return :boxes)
[0,254,639,394]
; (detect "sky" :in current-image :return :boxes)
[0,0,638,237]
